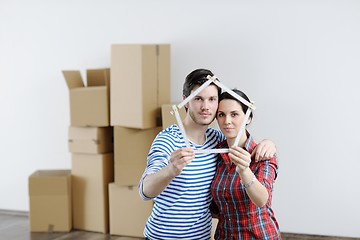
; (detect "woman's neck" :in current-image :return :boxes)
[227,133,247,148]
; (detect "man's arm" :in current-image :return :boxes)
[251,139,277,162]
[142,148,195,198]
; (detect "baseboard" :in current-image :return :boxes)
[0,209,29,217]
[281,232,359,240]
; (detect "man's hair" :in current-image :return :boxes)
[183,68,222,97]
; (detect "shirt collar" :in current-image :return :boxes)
[218,131,255,168]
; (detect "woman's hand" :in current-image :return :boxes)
[228,145,251,173]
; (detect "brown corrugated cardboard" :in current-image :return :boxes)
[161,103,186,130]
[68,126,113,154]
[114,126,161,186]
[211,218,218,240]
[108,183,153,237]
[161,103,219,130]
[63,68,110,127]
[110,44,170,129]
[71,153,114,233]
[28,170,72,232]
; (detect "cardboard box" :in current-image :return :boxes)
[63,68,110,127]
[109,183,153,237]
[28,170,72,232]
[161,103,219,130]
[110,44,170,129]
[114,126,161,186]
[161,103,186,130]
[71,153,114,233]
[68,126,113,154]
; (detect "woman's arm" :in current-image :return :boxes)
[229,146,273,207]
[236,167,269,207]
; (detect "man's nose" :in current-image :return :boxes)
[201,101,209,110]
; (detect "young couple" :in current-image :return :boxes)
[138,69,281,239]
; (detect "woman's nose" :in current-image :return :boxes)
[225,116,231,124]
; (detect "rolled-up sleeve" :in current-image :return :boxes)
[256,156,278,197]
[138,147,170,200]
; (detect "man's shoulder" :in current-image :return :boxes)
[206,127,224,138]
[158,124,182,139]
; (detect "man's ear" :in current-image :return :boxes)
[183,95,189,109]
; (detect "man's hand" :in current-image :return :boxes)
[251,139,277,162]
[168,148,195,177]
[142,147,195,198]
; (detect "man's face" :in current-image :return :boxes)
[185,84,219,126]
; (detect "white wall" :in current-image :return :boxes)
[1,0,359,238]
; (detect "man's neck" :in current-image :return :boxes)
[182,116,209,145]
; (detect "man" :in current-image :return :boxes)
[138,68,277,239]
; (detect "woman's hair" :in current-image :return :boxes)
[219,89,253,119]
[183,68,221,97]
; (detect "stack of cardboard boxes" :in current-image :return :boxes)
[28,68,115,233]
[28,44,171,238]
[108,44,170,237]
[27,43,220,239]
[63,68,114,233]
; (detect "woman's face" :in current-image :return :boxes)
[217,99,249,140]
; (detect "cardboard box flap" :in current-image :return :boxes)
[63,71,84,89]
[87,68,110,87]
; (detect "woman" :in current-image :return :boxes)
[211,89,281,239]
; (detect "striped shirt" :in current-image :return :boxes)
[211,135,281,240]
[138,124,224,240]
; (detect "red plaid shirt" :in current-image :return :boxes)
[211,135,281,239]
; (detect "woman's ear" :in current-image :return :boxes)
[246,117,252,125]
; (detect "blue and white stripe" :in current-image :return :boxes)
[138,125,224,240]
